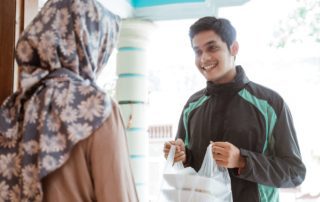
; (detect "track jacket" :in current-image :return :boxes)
[176,66,306,202]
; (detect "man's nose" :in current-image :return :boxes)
[201,52,211,63]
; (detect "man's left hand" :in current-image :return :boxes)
[211,141,246,169]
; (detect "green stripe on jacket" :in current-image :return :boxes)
[182,95,209,147]
[238,88,279,202]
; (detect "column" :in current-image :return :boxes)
[115,19,154,202]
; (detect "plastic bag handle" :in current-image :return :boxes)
[164,145,184,172]
[158,145,185,202]
[164,145,176,172]
[198,143,216,177]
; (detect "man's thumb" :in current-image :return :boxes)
[176,138,184,146]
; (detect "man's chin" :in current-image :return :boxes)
[204,74,219,83]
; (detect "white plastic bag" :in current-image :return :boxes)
[159,144,233,202]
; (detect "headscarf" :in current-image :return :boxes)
[0,0,120,201]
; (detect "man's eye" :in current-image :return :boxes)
[195,50,202,56]
[208,46,218,51]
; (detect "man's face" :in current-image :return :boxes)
[192,30,238,83]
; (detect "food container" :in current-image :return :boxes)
[162,189,214,202]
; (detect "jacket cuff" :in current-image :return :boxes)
[232,148,251,177]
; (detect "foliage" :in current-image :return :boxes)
[271,0,320,48]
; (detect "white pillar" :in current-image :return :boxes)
[115,19,154,202]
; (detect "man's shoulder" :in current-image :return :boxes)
[247,82,282,98]
[244,81,285,110]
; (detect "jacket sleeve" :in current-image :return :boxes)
[234,102,306,188]
[90,100,139,201]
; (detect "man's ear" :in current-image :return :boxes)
[230,41,239,56]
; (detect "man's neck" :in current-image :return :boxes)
[215,67,237,84]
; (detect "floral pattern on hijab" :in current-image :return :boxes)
[0,0,120,201]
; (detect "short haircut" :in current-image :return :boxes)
[189,16,237,50]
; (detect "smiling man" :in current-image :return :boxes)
[163,17,306,202]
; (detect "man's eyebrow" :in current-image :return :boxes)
[193,40,218,50]
[205,41,218,46]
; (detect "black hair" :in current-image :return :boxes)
[189,16,237,50]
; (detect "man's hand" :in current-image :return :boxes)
[211,141,246,169]
[163,138,186,163]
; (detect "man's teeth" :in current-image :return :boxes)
[203,64,214,70]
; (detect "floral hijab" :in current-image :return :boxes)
[0,0,120,201]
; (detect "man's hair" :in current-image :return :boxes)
[189,16,237,50]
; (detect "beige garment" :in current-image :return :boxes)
[42,100,138,202]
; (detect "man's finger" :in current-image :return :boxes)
[164,142,171,148]
[163,145,170,150]
[176,138,184,145]
[174,154,186,162]
[174,152,185,159]
[213,153,224,161]
[213,141,229,146]
[213,149,226,156]
[213,146,228,156]
[215,160,227,168]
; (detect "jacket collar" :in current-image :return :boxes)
[205,65,250,96]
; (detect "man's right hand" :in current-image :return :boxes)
[163,138,186,163]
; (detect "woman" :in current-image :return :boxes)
[0,0,138,201]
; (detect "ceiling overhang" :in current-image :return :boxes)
[98,0,249,20]
[41,0,249,20]
[130,0,249,20]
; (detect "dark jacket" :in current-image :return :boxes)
[176,66,306,202]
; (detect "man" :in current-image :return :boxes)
[163,16,306,202]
